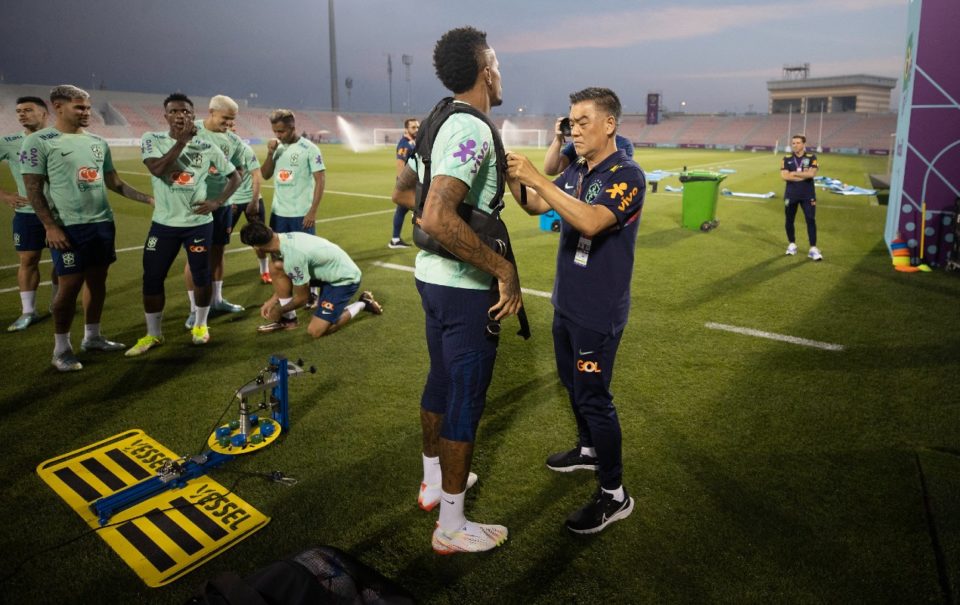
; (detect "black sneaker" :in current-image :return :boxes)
[565,488,635,534]
[388,238,412,249]
[305,292,319,310]
[546,447,599,472]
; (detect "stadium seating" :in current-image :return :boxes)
[0,84,898,153]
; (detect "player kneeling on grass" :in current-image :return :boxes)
[239,222,381,337]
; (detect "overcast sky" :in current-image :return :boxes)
[1,0,908,117]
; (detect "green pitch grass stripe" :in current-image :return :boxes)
[705,321,844,351]
[371,261,552,298]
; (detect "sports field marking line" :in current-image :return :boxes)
[705,321,844,351]
[371,261,552,299]
[116,170,391,200]
[0,208,396,272]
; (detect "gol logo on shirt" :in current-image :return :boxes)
[278,170,293,182]
[171,171,196,186]
[77,167,101,183]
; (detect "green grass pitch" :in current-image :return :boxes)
[1,145,959,603]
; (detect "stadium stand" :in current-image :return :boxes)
[0,84,897,153]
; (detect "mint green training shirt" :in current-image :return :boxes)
[269,137,325,218]
[278,231,360,287]
[19,127,116,226]
[141,131,235,227]
[411,106,499,290]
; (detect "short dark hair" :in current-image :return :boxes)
[240,221,274,246]
[163,93,193,109]
[404,118,419,128]
[433,27,489,94]
[269,109,296,126]
[792,134,807,143]
[569,87,622,125]
[16,96,47,110]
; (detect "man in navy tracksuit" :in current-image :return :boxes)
[507,87,645,534]
[781,134,822,261]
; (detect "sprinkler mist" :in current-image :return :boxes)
[336,116,374,153]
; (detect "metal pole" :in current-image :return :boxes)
[786,105,792,152]
[387,54,393,113]
[801,96,807,135]
[817,105,824,152]
[328,0,339,111]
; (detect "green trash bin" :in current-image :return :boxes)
[679,171,726,231]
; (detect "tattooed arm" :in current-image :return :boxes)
[391,165,417,210]
[420,175,522,320]
[24,173,69,250]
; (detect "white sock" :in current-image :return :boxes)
[438,490,466,532]
[602,485,625,503]
[83,323,101,340]
[20,291,36,314]
[345,301,365,319]
[187,290,197,312]
[422,454,441,486]
[580,446,597,458]
[258,257,269,273]
[212,281,223,304]
[54,333,72,356]
[145,312,163,337]
[279,297,295,320]
[195,306,210,327]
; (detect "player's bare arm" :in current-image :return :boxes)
[303,171,324,229]
[391,165,417,210]
[260,139,279,180]
[508,152,616,237]
[23,173,69,249]
[104,171,153,205]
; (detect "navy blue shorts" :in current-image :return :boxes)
[310,281,360,323]
[230,198,265,229]
[211,205,234,246]
[13,212,46,252]
[416,279,499,443]
[270,213,315,235]
[51,221,117,275]
[142,222,214,295]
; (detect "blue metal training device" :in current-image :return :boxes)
[90,354,311,526]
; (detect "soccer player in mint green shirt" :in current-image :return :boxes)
[261,109,325,233]
[390,27,520,555]
[238,222,381,338]
[261,109,326,306]
[21,85,153,372]
[125,93,239,358]
[181,94,249,323]
[1,96,57,332]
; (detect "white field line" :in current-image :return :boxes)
[371,261,552,298]
[116,170,391,200]
[0,209,395,272]
[705,321,844,351]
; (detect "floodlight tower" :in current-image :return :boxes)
[387,54,394,113]
[402,54,413,111]
[328,0,340,111]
